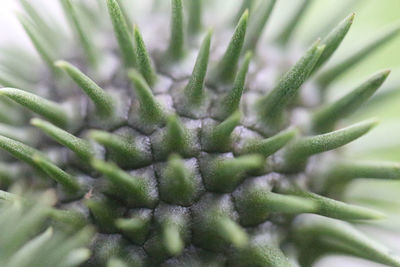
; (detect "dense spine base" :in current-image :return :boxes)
[0,0,399,266]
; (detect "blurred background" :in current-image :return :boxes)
[0,0,400,266]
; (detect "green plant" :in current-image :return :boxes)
[0,0,399,266]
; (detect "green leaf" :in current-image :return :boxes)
[55,60,114,117]
[312,70,390,133]
[107,0,136,68]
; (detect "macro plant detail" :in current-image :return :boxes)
[0,0,399,266]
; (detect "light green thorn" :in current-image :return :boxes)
[60,0,98,67]
[205,110,241,150]
[88,130,140,160]
[283,119,378,172]
[184,29,212,105]
[91,158,151,206]
[310,12,355,75]
[187,0,202,35]
[257,191,318,214]
[243,0,276,52]
[257,40,325,126]
[0,88,68,128]
[116,0,133,32]
[115,217,147,234]
[233,0,254,25]
[294,214,400,267]
[213,10,248,83]
[165,114,188,153]
[17,14,57,73]
[55,60,114,117]
[312,70,390,133]
[322,160,400,190]
[107,0,136,68]
[207,154,264,192]
[20,0,59,49]
[6,227,53,267]
[299,191,385,220]
[107,258,129,267]
[220,51,252,118]
[128,69,165,124]
[30,118,93,160]
[318,23,400,87]
[32,155,80,193]
[239,128,297,157]
[164,154,193,193]
[162,221,184,256]
[167,0,184,60]
[215,216,248,248]
[134,25,157,86]
[276,0,313,46]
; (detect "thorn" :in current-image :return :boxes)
[164,114,188,153]
[32,154,81,193]
[276,0,313,46]
[31,118,93,160]
[235,187,317,226]
[134,25,157,86]
[162,220,184,256]
[187,0,202,35]
[220,51,252,118]
[55,60,114,117]
[243,0,276,52]
[128,69,165,124]
[91,158,155,208]
[167,0,184,60]
[203,110,241,151]
[318,23,400,87]
[204,154,264,192]
[0,87,69,128]
[212,10,248,83]
[312,70,390,133]
[184,29,212,105]
[293,214,400,267]
[239,128,297,157]
[88,130,148,168]
[310,12,355,75]
[282,119,378,172]
[107,0,136,68]
[215,216,248,248]
[60,0,97,66]
[257,40,325,127]
[160,154,197,205]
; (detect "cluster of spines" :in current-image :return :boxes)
[0,0,399,266]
